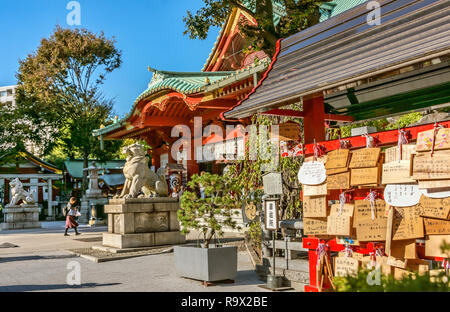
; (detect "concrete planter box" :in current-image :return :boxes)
[174,245,238,282]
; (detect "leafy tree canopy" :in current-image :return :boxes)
[184,0,331,56]
[16,26,123,189]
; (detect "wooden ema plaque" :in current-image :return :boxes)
[382,160,414,184]
[303,196,328,218]
[325,149,350,170]
[277,122,301,142]
[424,218,450,235]
[329,204,354,217]
[351,166,380,186]
[412,152,450,180]
[303,218,328,236]
[416,128,450,152]
[303,183,328,196]
[327,215,352,236]
[390,239,417,259]
[354,199,386,221]
[385,144,416,163]
[418,180,450,189]
[392,206,424,241]
[334,257,359,277]
[349,148,381,168]
[355,217,388,242]
[418,195,450,220]
[327,171,351,190]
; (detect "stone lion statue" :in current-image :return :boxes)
[9,178,36,206]
[118,143,169,198]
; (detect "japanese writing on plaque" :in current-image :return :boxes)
[303,196,328,218]
[265,200,279,230]
[355,218,388,242]
[413,153,450,180]
[384,184,421,207]
[334,257,359,277]
[424,218,450,235]
[351,167,379,186]
[325,149,349,170]
[349,148,381,168]
[303,218,328,236]
[418,195,450,220]
[327,172,350,190]
[327,215,351,236]
[298,162,327,185]
[354,200,386,221]
[392,207,424,240]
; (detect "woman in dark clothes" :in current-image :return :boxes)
[64,197,81,236]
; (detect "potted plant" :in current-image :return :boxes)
[175,172,242,282]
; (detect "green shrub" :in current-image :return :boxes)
[178,172,242,248]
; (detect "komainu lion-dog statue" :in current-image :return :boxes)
[118,143,169,199]
[9,178,36,206]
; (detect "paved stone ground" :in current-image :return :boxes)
[0,222,269,292]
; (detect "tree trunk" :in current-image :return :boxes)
[82,153,89,194]
[204,229,215,249]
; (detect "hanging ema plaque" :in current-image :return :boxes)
[264,199,279,231]
[298,162,327,185]
[384,184,422,207]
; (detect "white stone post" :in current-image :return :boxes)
[47,179,53,218]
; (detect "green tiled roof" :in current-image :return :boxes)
[134,67,234,103]
[93,61,270,137]
[64,160,126,179]
[320,0,368,22]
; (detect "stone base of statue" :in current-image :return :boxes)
[80,196,108,224]
[1,204,41,230]
[102,197,185,249]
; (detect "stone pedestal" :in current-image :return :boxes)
[1,204,41,230]
[103,198,185,249]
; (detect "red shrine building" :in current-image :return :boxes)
[93,1,367,180]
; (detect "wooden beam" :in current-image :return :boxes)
[302,120,450,156]
[324,114,354,123]
[139,116,190,128]
[262,109,354,122]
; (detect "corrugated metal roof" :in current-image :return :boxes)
[225,0,450,119]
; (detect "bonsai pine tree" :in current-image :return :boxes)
[178,172,242,248]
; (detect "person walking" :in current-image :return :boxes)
[64,197,81,236]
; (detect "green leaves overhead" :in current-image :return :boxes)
[184,0,329,56]
[15,26,122,189]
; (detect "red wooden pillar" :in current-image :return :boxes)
[151,148,161,171]
[186,136,199,179]
[303,93,326,144]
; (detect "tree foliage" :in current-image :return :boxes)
[16,26,122,188]
[184,0,330,56]
[179,172,242,248]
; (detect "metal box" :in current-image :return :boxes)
[174,245,238,282]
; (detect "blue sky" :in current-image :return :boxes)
[0,0,220,116]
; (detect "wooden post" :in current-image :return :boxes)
[303,93,326,144]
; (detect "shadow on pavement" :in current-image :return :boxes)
[0,283,122,292]
[0,254,78,263]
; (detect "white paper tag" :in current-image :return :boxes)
[384,184,421,207]
[298,162,327,185]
